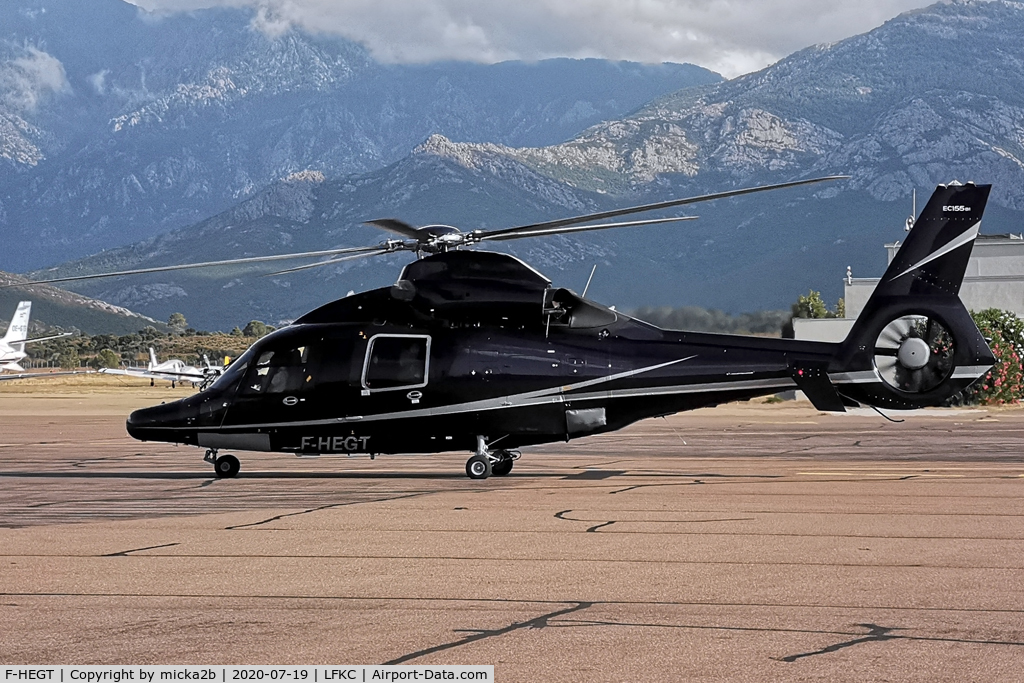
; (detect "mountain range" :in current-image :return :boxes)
[8,0,1024,332]
[0,0,718,270]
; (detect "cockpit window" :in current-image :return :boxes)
[242,345,313,395]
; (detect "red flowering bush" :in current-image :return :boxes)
[964,309,1024,405]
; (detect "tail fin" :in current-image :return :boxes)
[149,347,159,368]
[833,182,996,409]
[1,301,31,348]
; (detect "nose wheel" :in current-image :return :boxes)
[204,449,241,478]
[215,454,240,478]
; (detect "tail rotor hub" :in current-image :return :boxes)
[897,336,931,370]
[873,314,955,394]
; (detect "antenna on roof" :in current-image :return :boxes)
[905,188,916,232]
[582,264,598,298]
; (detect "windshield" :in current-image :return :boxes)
[207,346,258,392]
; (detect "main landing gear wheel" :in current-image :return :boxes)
[214,454,240,478]
[490,459,513,476]
[490,454,514,477]
[466,454,491,480]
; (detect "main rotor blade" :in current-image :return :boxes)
[365,218,423,239]
[475,175,849,241]
[265,249,392,276]
[477,215,698,242]
[2,245,384,289]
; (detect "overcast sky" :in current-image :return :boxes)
[129,0,936,78]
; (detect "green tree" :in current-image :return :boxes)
[243,320,269,338]
[89,348,120,369]
[792,290,830,319]
[57,348,80,370]
[790,290,846,320]
[168,313,187,330]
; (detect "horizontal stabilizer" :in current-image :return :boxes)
[23,332,73,345]
[789,361,846,412]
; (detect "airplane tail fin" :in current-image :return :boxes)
[148,347,158,369]
[1,301,31,351]
[832,182,996,409]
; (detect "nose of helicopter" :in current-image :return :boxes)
[127,400,194,443]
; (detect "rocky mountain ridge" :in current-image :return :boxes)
[427,0,1024,206]
[0,0,718,270]
[18,0,1024,331]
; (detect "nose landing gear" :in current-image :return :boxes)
[204,448,240,478]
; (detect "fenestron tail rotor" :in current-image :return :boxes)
[873,315,955,393]
[2,175,847,289]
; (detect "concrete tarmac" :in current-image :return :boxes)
[1,382,1022,680]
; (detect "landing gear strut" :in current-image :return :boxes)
[464,437,519,479]
[204,448,240,478]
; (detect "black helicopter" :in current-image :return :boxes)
[10,178,995,479]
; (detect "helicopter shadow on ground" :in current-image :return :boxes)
[0,470,568,480]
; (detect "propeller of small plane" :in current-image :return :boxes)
[4,175,848,288]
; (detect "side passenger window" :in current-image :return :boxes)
[363,335,430,390]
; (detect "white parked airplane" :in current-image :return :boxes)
[99,347,223,387]
[0,301,72,373]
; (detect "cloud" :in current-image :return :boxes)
[128,0,934,78]
[0,46,71,112]
[250,4,294,38]
[87,69,111,95]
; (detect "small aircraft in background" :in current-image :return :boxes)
[100,347,224,388]
[0,301,72,373]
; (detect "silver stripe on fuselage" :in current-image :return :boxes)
[203,374,798,432]
[829,370,878,384]
[563,377,796,404]
[830,364,991,386]
[951,364,992,379]
[202,355,700,431]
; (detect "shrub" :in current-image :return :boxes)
[57,349,80,370]
[89,348,121,369]
[964,309,1024,405]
